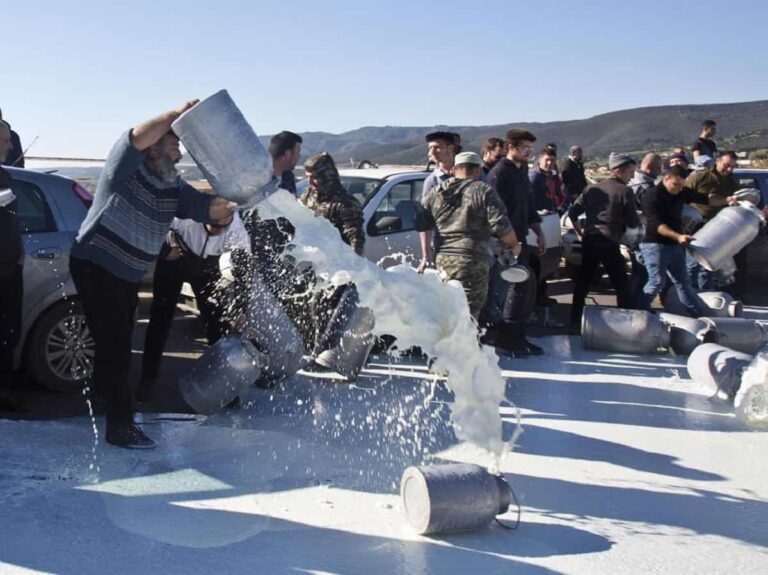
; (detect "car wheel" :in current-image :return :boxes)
[26,299,94,391]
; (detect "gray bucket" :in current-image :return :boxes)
[701,317,768,355]
[582,307,670,354]
[245,272,307,386]
[179,335,262,415]
[689,203,764,271]
[401,464,512,535]
[687,343,753,399]
[171,89,274,206]
[314,305,376,380]
[658,312,717,356]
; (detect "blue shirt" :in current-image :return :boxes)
[71,130,213,283]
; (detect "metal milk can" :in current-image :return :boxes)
[688,202,764,272]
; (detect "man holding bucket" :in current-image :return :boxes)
[70,100,236,449]
[415,152,521,321]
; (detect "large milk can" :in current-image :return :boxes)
[171,89,273,206]
[662,289,742,318]
[688,203,764,272]
[314,305,376,381]
[658,312,717,356]
[245,272,307,386]
[687,343,753,399]
[582,307,670,354]
[701,317,768,355]
[401,464,512,535]
[179,335,263,415]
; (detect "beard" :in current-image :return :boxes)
[151,155,178,183]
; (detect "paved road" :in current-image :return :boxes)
[3,270,766,421]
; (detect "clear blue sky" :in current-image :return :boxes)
[3,0,767,158]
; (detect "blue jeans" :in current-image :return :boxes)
[640,243,704,316]
[686,250,717,291]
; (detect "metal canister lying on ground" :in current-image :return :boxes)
[658,313,717,356]
[401,464,513,535]
[662,290,743,318]
[179,335,263,414]
[687,343,753,399]
[700,317,768,355]
[581,307,670,354]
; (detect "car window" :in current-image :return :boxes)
[12,179,57,233]
[295,176,383,207]
[737,177,759,189]
[370,180,423,235]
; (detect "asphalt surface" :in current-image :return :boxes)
[3,270,766,421]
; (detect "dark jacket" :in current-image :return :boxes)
[487,158,541,241]
[1,124,24,168]
[641,183,708,244]
[0,167,23,277]
[560,156,587,201]
[568,177,640,243]
[529,166,565,213]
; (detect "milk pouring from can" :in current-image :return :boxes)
[171,89,274,207]
[400,464,513,535]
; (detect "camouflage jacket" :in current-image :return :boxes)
[415,177,513,258]
[300,185,366,256]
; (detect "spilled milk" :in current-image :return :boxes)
[257,189,521,462]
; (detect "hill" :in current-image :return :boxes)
[257,100,768,166]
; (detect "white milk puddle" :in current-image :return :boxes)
[258,190,521,462]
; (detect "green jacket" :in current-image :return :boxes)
[415,177,513,259]
[300,185,365,256]
[685,167,738,220]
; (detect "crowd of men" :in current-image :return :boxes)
[0,105,755,447]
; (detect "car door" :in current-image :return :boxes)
[364,175,426,267]
[13,176,72,322]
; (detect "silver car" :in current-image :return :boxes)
[297,165,562,277]
[8,167,93,391]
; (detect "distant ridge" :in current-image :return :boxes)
[259,100,768,166]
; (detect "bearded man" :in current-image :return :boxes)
[69,100,236,449]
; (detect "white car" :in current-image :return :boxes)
[297,165,562,279]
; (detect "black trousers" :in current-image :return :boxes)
[142,256,228,381]
[501,245,536,331]
[571,234,632,325]
[70,257,139,426]
[0,266,23,387]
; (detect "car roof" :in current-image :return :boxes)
[337,165,429,180]
[4,166,77,186]
[734,168,768,174]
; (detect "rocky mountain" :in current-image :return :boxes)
[258,100,768,166]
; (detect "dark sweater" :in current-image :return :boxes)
[568,177,640,243]
[487,158,541,240]
[0,167,23,276]
[641,183,708,244]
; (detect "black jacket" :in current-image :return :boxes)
[0,167,23,276]
[2,124,24,168]
[560,156,587,201]
[568,177,640,243]
[487,158,541,240]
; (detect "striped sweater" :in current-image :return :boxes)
[71,130,212,283]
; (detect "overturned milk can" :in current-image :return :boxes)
[401,464,512,535]
[687,343,754,400]
[171,89,274,207]
[658,312,717,356]
[582,307,670,354]
[663,289,742,318]
[701,317,768,355]
[314,302,376,381]
[179,335,263,415]
[688,202,764,272]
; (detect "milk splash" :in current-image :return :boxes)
[735,344,768,429]
[258,190,522,460]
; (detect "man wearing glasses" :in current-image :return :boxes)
[485,129,547,357]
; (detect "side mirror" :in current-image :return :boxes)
[370,215,402,235]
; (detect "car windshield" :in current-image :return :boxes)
[295,176,385,207]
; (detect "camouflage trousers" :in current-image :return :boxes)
[435,253,490,321]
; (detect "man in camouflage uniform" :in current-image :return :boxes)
[300,153,365,255]
[415,152,521,321]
